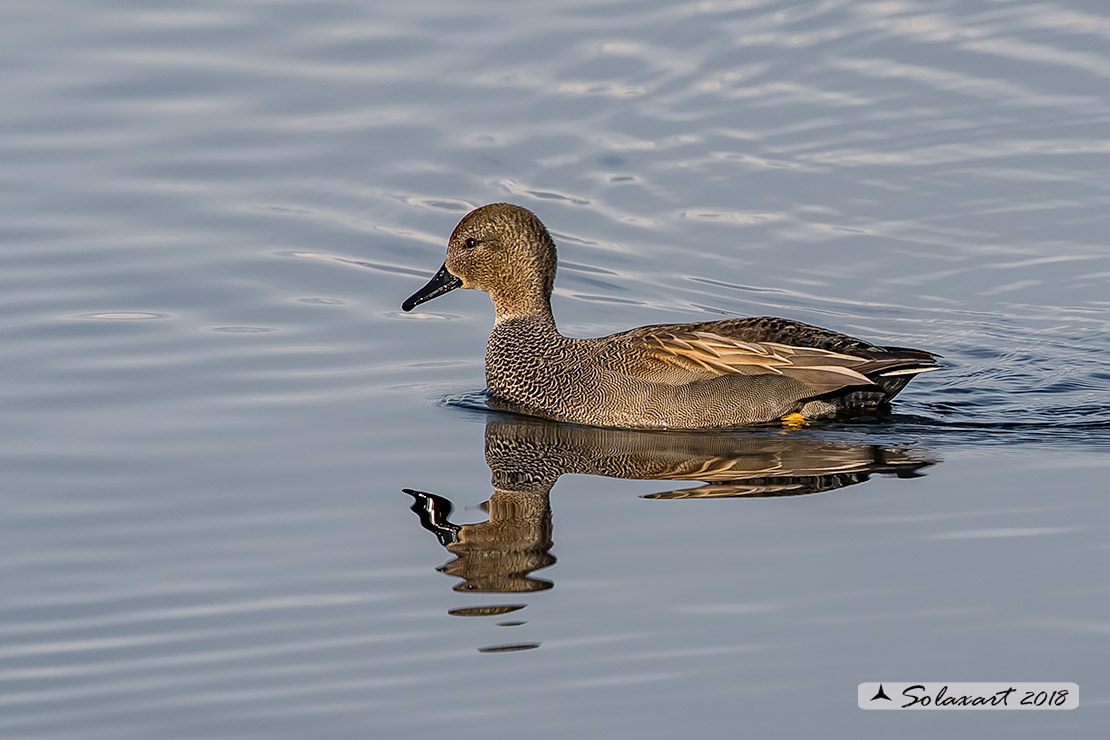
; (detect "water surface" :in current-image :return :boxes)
[2,1,1109,738]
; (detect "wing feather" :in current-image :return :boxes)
[599,330,879,396]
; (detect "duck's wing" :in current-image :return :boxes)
[597,328,883,397]
[651,316,940,359]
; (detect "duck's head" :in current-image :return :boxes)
[402,203,558,318]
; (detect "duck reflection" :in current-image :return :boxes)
[405,484,554,594]
[404,414,936,597]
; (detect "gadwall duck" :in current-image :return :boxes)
[402,203,940,429]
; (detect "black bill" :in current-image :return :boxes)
[402,262,462,311]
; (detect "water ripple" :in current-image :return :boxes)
[4,0,1110,737]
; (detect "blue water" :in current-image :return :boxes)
[2,1,1108,737]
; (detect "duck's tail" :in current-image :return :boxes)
[864,346,943,399]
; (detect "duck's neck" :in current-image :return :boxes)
[491,288,557,326]
[490,305,560,340]
[490,284,556,324]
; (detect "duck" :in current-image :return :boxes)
[402,203,940,429]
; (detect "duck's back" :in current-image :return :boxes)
[691,315,940,401]
[596,316,940,418]
[611,316,904,356]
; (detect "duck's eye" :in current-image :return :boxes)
[464,237,478,248]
